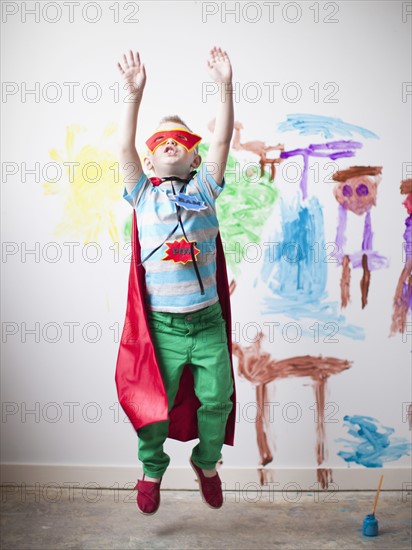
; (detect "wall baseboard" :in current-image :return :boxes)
[1,463,411,492]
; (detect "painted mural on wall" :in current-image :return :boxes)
[232,326,352,487]
[43,113,411,489]
[43,124,121,243]
[257,115,386,340]
[337,415,412,468]
[225,113,410,486]
[332,166,386,309]
[391,179,412,335]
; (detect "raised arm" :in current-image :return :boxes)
[117,50,146,193]
[205,47,234,186]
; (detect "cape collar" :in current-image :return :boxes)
[149,170,197,187]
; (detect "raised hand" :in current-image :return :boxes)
[117,50,146,94]
[207,47,232,84]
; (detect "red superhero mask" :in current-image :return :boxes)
[145,128,202,154]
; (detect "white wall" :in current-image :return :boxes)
[1,1,411,490]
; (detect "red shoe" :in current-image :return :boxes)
[190,457,223,509]
[135,475,162,515]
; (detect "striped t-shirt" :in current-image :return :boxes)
[123,163,225,313]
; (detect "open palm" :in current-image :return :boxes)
[207,47,232,84]
[117,50,146,92]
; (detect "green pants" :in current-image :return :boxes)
[137,300,234,478]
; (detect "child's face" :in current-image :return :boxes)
[144,122,201,177]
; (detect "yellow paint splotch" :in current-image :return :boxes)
[43,124,122,243]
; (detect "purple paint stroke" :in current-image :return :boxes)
[312,150,358,161]
[349,251,388,270]
[308,141,363,153]
[280,140,363,200]
[342,185,353,197]
[356,183,369,196]
[404,214,412,261]
[362,211,373,251]
[334,205,347,261]
[402,281,412,309]
[402,214,412,309]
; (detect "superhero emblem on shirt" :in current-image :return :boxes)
[146,128,202,153]
[169,192,208,212]
[162,238,200,264]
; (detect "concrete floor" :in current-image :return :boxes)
[1,487,411,549]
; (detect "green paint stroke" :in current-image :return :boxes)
[205,144,279,275]
[122,143,279,274]
[123,214,132,243]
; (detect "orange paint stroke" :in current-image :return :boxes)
[391,258,412,335]
[391,182,412,334]
[233,333,351,482]
[360,253,371,309]
[333,174,380,216]
[317,468,334,490]
[400,179,412,195]
[209,119,284,182]
[340,255,351,308]
[332,165,382,182]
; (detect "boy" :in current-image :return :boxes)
[115,47,235,515]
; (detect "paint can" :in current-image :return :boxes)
[363,513,379,536]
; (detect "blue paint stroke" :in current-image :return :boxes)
[336,415,412,467]
[259,196,365,340]
[278,114,379,140]
[261,196,328,300]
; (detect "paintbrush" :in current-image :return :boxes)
[371,474,384,516]
[362,474,384,537]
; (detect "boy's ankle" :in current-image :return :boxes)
[143,475,161,483]
[201,468,217,478]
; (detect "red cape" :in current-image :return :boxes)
[115,209,236,444]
